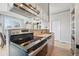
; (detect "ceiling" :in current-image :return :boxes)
[37,3,74,15]
[50,3,74,14]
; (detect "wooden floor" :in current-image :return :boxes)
[0,46,7,56]
[51,46,73,56]
[50,41,73,56]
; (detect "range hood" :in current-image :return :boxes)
[9,3,40,18]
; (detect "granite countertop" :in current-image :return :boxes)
[23,34,52,50]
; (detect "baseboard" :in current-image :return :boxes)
[55,40,71,50]
[55,40,71,44]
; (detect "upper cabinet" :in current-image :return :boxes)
[30,3,48,21]
[9,3,40,17]
[0,3,48,21]
[0,3,9,11]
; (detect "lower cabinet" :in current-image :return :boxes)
[36,44,47,56]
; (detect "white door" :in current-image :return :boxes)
[51,16,60,41]
[51,11,71,43]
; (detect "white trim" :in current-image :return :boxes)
[51,9,70,15]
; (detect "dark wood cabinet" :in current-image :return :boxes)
[36,44,47,56]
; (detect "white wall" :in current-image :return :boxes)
[51,11,71,43]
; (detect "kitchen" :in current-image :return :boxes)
[0,3,54,56]
[0,3,79,56]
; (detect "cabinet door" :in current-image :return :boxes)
[75,4,79,55]
[0,15,7,56]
